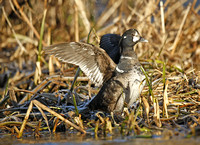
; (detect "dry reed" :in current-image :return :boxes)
[0,0,199,138]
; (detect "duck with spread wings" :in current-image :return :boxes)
[44,29,148,113]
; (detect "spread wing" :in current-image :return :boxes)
[44,42,116,86]
[100,34,121,64]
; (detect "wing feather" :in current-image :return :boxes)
[44,42,116,86]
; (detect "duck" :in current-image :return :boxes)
[44,29,148,113]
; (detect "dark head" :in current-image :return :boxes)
[120,29,148,48]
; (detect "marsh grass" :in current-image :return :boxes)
[0,0,199,139]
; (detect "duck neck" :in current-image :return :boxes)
[121,46,138,59]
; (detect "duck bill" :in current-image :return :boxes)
[140,37,148,43]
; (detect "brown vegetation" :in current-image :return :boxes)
[0,0,199,139]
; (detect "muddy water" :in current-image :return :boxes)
[0,133,199,145]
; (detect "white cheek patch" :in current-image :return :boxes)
[133,36,140,42]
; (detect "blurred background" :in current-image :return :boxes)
[0,0,199,101]
[0,0,199,140]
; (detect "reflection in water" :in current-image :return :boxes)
[0,132,199,145]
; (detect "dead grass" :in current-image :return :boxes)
[0,0,199,139]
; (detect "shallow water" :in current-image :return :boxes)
[0,133,199,145]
